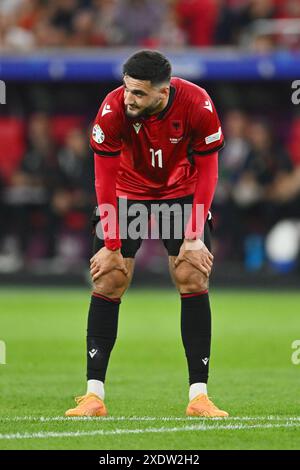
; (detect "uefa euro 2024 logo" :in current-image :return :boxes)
[0,80,6,104]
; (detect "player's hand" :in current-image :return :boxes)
[174,239,213,277]
[90,247,128,282]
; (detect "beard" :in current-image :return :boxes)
[125,98,162,118]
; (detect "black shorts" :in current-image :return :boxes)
[92,195,212,258]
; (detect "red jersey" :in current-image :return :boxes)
[90,77,224,200]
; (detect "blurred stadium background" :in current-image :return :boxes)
[0,0,300,285]
[1,0,300,451]
[1,0,300,287]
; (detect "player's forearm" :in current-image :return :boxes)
[94,154,121,250]
[184,152,218,241]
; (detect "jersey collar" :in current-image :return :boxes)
[157,86,175,120]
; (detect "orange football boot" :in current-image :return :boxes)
[65,393,107,417]
[186,393,229,418]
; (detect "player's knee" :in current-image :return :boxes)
[173,263,209,293]
[93,270,128,299]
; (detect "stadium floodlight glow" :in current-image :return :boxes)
[0,80,6,104]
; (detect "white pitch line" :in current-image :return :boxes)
[1,415,300,423]
[0,422,300,440]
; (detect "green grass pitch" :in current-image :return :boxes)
[0,288,299,450]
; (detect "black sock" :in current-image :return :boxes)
[180,291,211,385]
[87,293,121,383]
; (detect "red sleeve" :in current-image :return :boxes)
[90,94,123,156]
[94,153,121,251]
[190,89,224,155]
[184,152,218,240]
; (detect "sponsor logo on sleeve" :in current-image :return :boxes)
[92,124,105,144]
[205,127,222,145]
[101,103,112,117]
[204,99,213,113]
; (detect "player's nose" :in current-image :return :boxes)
[124,92,134,106]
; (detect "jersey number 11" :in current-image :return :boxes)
[150,148,163,168]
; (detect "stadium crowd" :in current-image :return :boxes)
[0,0,300,51]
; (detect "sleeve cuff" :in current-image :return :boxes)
[105,239,122,251]
[90,144,121,156]
[192,141,225,156]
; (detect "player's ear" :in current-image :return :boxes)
[159,85,170,99]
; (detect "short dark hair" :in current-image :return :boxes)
[123,50,172,86]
